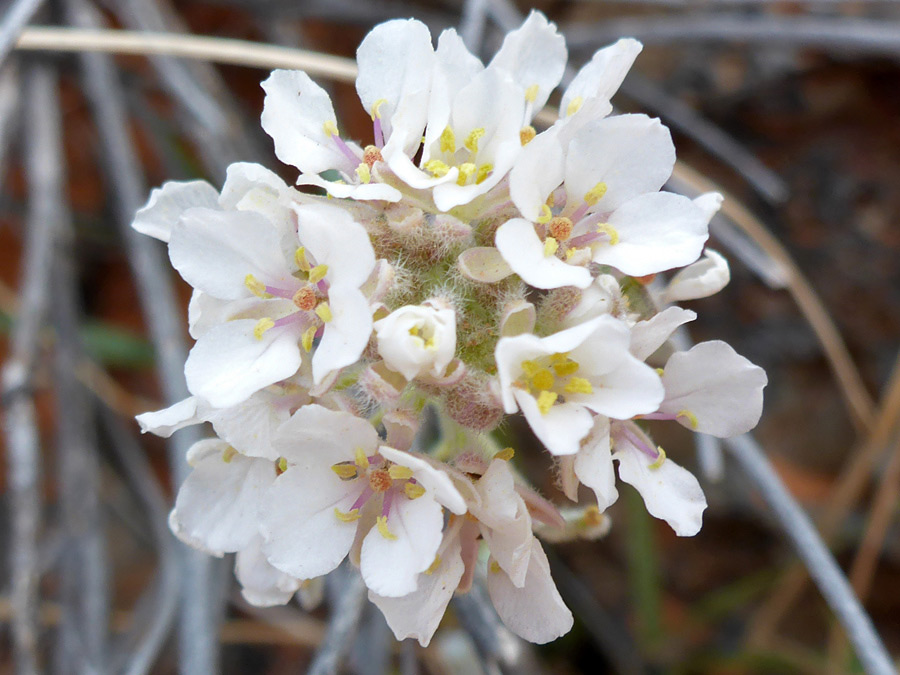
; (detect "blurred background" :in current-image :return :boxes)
[1,0,899,673]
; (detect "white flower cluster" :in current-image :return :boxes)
[134,12,767,646]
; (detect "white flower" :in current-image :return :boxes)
[258,405,465,598]
[495,315,664,456]
[661,248,730,303]
[374,303,457,380]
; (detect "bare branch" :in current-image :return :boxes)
[0,0,44,64]
[307,569,368,675]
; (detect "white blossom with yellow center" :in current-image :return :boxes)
[373,302,457,381]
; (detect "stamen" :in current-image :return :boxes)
[272,314,305,329]
[276,457,288,475]
[596,223,620,245]
[456,162,476,186]
[334,507,362,522]
[520,125,536,146]
[676,410,699,429]
[475,164,493,184]
[536,390,558,414]
[370,98,387,121]
[315,302,333,323]
[648,447,667,469]
[439,126,456,154]
[584,182,608,206]
[564,377,594,395]
[543,237,559,257]
[388,465,414,480]
[351,487,373,511]
[424,159,450,178]
[582,505,604,527]
[404,482,426,499]
[322,120,339,137]
[464,128,485,155]
[424,555,442,575]
[331,462,359,480]
[489,560,502,573]
[536,204,552,224]
[494,447,515,461]
[308,264,329,284]
[355,163,371,184]
[244,274,269,298]
[264,285,296,300]
[222,446,238,463]
[525,84,539,103]
[376,515,397,540]
[301,325,317,352]
[531,368,555,391]
[620,424,660,459]
[566,96,583,117]
[253,318,275,340]
[552,360,579,377]
[295,247,311,272]
[520,360,541,377]
[354,448,370,470]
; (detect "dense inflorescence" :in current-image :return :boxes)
[133,12,766,645]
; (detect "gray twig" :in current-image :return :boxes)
[0,0,44,64]
[2,59,64,675]
[0,62,21,184]
[307,569,368,675]
[98,407,179,675]
[63,1,219,672]
[724,434,897,675]
[51,124,109,674]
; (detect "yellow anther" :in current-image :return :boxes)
[315,302,333,323]
[308,264,329,284]
[566,96,583,117]
[439,126,456,154]
[276,457,288,474]
[549,352,570,363]
[543,236,559,257]
[370,98,387,120]
[677,409,699,430]
[494,447,515,461]
[424,159,450,177]
[222,446,238,463]
[456,162,477,186]
[408,325,419,337]
[295,247,311,272]
[322,120,339,137]
[525,84,539,103]
[552,360,580,377]
[582,505,604,528]
[331,463,359,479]
[595,223,620,245]
[648,447,667,470]
[531,368,555,391]
[388,465,414,480]
[464,128,485,154]
[520,125,536,146]
[424,555,442,575]
[253,318,275,340]
[584,182,608,206]
[354,448,370,470]
[334,508,362,522]
[404,482,426,500]
[520,360,542,378]
[564,377,594,395]
[244,274,268,298]
[536,390,558,414]
[355,163,371,184]
[301,325,317,352]
[376,515,397,540]
[489,560,502,573]
[655,367,665,376]
[475,163,493,184]
[565,247,578,260]
[536,203,552,224]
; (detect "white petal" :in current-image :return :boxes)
[378,447,466,515]
[488,10,567,117]
[219,162,290,210]
[236,535,302,607]
[207,392,296,460]
[660,341,767,437]
[509,127,565,221]
[169,207,294,300]
[171,444,275,555]
[662,249,730,303]
[184,320,302,408]
[574,416,618,511]
[295,173,401,202]
[495,219,592,290]
[629,307,697,362]
[515,390,594,457]
[135,396,202,437]
[575,357,665,420]
[487,538,573,644]
[369,525,464,647]
[561,38,642,116]
[614,436,707,536]
[260,69,348,174]
[259,464,358,579]
[294,203,376,288]
[360,492,444,597]
[132,180,219,243]
[594,192,709,276]
[565,114,675,213]
[313,284,373,385]
[274,404,379,467]
[473,459,533,586]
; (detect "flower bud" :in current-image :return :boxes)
[373,302,456,381]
